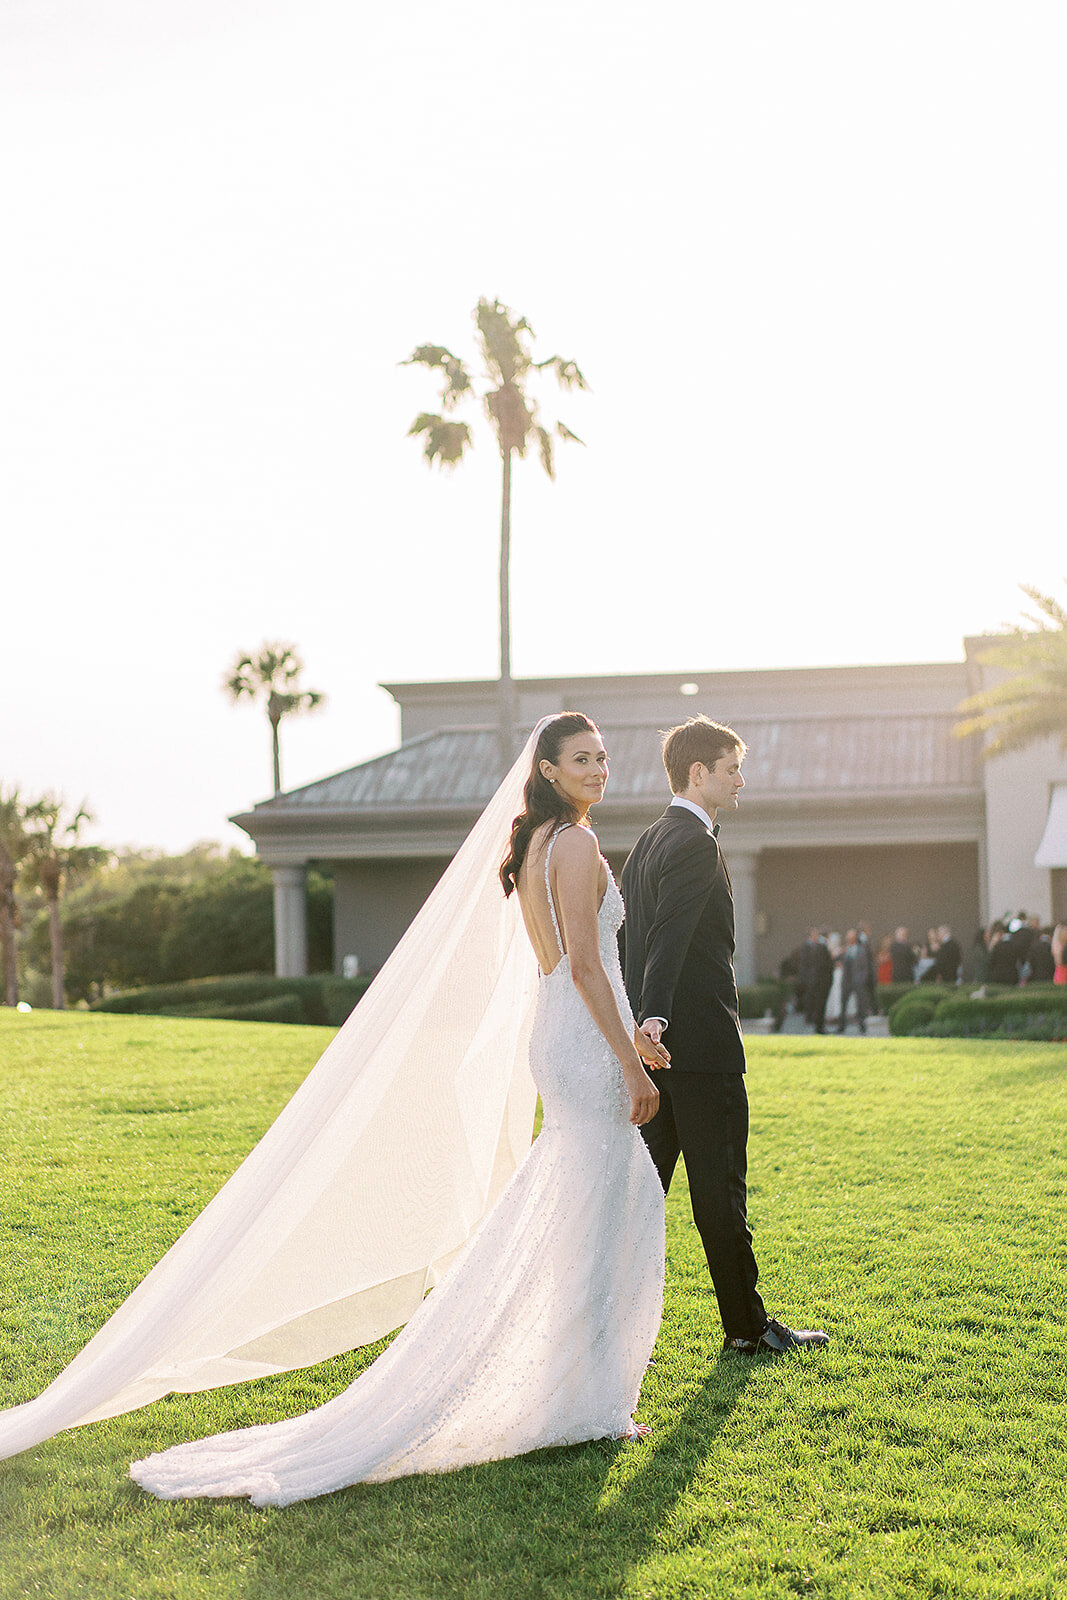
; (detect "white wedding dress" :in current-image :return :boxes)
[130,835,664,1504]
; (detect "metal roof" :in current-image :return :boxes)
[248,712,980,819]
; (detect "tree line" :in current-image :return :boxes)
[0,829,333,1009]
[0,791,104,1009]
[1,642,332,1011]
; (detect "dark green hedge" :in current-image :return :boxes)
[925,990,1067,1036]
[738,980,795,1021]
[152,994,307,1025]
[738,982,778,1020]
[919,1014,1067,1042]
[888,996,940,1036]
[876,982,923,1014]
[888,984,1067,1039]
[90,972,372,1027]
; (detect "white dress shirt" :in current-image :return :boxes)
[669,795,717,832]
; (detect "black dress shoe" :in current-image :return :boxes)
[723,1317,830,1354]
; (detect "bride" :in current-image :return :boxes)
[0,716,667,1499]
[114,713,667,1502]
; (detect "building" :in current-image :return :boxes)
[232,644,1067,985]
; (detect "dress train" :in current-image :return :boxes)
[130,864,664,1504]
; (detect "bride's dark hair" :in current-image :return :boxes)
[499,712,599,898]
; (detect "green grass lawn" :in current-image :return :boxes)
[0,1009,1064,1600]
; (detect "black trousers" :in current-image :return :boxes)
[804,980,832,1032]
[641,1069,766,1340]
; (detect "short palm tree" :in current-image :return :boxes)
[225,643,325,795]
[0,786,27,1006]
[404,298,588,770]
[21,797,105,1010]
[955,585,1067,755]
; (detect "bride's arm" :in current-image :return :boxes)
[552,828,665,1126]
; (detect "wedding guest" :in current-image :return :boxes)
[986,924,1020,985]
[1052,923,1067,985]
[967,927,989,984]
[931,925,962,984]
[916,929,939,984]
[876,934,894,988]
[1028,927,1056,983]
[889,927,916,983]
[837,929,873,1034]
[799,927,833,1034]
[1008,914,1035,972]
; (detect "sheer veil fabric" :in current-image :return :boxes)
[128,839,664,1501]
[0,721,557,1463]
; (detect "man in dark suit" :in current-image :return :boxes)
[798,927,834,1032]
[930,924,962,984]
[889,927,916,984]
[622,715,828,1356]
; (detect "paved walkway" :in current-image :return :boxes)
[744,1010,890,1037]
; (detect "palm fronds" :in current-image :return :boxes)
[407,413,473,468]
[401,346,473,411]
[224,643,325,794]
[954,584,1067,756]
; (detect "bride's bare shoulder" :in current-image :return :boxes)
[548,824,600,871]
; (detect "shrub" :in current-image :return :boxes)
[888,995,941,1036]
[153,994,307,1024]
[738,982,783,1020]
[885,984,1067,1040]
[320,976,374,1027]
[876,980,1060,1021]
[203,995,307,1024]
[90,973,371,1027]
[93,975,287,1016]
[926,990,1067,1036]
[917,1013,1067,1042]
[875,982,921,1015]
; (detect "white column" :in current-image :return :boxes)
[730,849,760,987]
[272,864,308,977]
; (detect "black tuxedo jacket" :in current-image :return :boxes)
[621,804,745,1074]
[799,938,833,994]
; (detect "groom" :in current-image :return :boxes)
[621,715,828,1355]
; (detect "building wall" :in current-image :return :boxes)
[329,841,981,984]
[964,638,1067,924]
[978,737,1067,924]
[755,842,981,979]
[332,858,450,975]
[1052,869,1067,923]
[389,662,971,743]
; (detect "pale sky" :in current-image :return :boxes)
[3,0,1065,853]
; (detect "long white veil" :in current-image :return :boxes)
[0,720,553,1462]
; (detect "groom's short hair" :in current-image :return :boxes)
[661,716,746,794]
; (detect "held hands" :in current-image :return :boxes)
[623,1027,669,1127]
[621,1024,670,1126]
[635,1023,670,1070]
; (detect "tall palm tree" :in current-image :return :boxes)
[0,786,27,1006]
[404,298,588,771]
[21,797,105,1010]
[954,585,1067,755]
[225,643,326,795]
